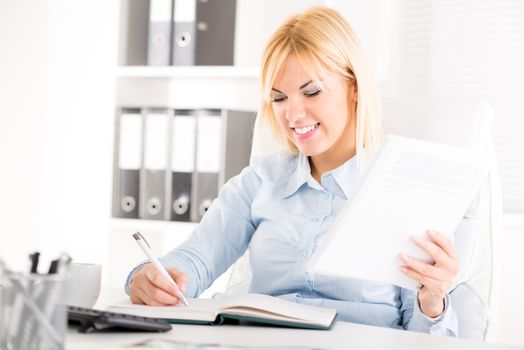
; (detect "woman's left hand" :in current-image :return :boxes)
[399,229,459,318]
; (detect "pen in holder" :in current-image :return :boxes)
[0,257,70,350]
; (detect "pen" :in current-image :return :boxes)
[28,251,40,273]
[48,259,59,274]
[132,232,189,306]
[44,252,72,331]
[47,253,71,274]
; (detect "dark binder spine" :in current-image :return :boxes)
[170,109,195,222]
[195,0,236,65]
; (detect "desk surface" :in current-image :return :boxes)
[66,288,520,350]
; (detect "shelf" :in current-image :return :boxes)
[115,68,261,109]
[116,66,260,79]
[111,217,198,231]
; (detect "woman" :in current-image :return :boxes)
[127,6,460,336]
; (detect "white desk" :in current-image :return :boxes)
[66,288,520,350]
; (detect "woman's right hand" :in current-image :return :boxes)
[129,263,188,306]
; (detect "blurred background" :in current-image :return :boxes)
[0,0,522,346]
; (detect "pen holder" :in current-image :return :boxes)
[0,270,69,350]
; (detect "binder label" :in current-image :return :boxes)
[172,115,196,172]
[174,0,196,22]
[197,115,222,172]
[150,0,172,21]
[144,112,169,170]
[119,113,142,169]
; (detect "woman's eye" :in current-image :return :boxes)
[272,95,286,103]
[305,89,321,97]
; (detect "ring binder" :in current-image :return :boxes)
[147,0,173,65]
[191,110,222,222]
[195,0,237,65]
[140,108,171,220]
[113,108,143,219]
[170,110,197,221]
[172,0,197,65]
[113,107,256,223]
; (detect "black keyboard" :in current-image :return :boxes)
[67,305,172,333]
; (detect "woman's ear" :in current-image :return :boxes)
[348,79,358,102]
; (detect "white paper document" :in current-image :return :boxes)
[306,134,489,290]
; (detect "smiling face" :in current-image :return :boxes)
[271,54,358,175]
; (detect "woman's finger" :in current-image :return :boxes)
[400,265,433,287]
[426,230,457,260]
[411,236,455,271]
[400,266,446,294]
[130,284,155,306]
[130,265,185,305]
[167,267,188,292]
[137,285,168,306]
[145,266,182,297]
[399,254,451,281]
[139,283,180,306]
[130,285,145,305]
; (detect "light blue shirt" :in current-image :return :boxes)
[126,153,458,336]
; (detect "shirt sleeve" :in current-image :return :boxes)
[124,165,261,297]
[401,288,458,336]
[399,195,479,337]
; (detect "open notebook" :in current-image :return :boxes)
[107,294,337,330]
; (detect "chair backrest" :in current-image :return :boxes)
[381,98,502,341]
[226,97,503,341]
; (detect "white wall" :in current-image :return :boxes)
[0,0,118,271]
[0,1,50,270]
[497,215,524,347]
[40,0,117,266]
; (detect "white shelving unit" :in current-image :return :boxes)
[115,70,260,110]
[108,0,272,292]
[116,66,259,79]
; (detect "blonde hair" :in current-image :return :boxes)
[255,6,383,163]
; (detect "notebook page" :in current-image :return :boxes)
[107,298,225,322]
[221,294,336,326]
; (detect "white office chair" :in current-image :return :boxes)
[225,98,503,341]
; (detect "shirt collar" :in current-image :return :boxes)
[327,154,361,199]
[281,154,315,198]
[280,153,362,199]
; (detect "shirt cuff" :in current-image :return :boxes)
[410,293,458,336]
[124,260,149,295]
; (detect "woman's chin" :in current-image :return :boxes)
[296,146,323,157]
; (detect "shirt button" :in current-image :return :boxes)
[311,217,320,222]
[302,250,309,257]
[321,193,330,200]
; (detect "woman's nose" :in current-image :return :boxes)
[285,98,306,122]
